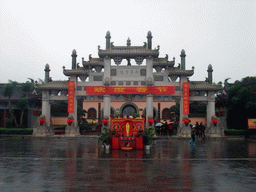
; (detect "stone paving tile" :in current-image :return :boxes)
[0,137,256,191]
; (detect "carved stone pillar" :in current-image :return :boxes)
[41,90,51,127]
[104,94,111,123]
[206,91,224,137]
[33,90,53,136]
[146,94,153,128]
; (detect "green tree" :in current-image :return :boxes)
[77,97,87,120]
[226,77,256,129]
[170,102,180,122]
[189,101,206,116]
[16,99,29,127]
[21,81,34,99]
[2,80,18,113]
[51,101,68,116]
[2,80,19,127]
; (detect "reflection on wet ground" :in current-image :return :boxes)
[0,136,256,191]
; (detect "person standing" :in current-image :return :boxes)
[200,122,205,138]
[190,125,196,146]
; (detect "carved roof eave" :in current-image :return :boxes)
[168,68,194,76]
[82,58,104,67]
[63,68,89,76]
[153,60,174,67]
[37,81,68,90]
[98,46,159,58]
[189,81,221,91]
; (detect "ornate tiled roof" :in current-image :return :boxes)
[189,81,221,91]
[153,58,174,67]
[63,68,89,76]
[83,58,104,67]
[37,81,68,90]
[168,67,194,76]
[98,46,159,58]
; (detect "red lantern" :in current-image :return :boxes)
[39,119,45,125]
[102,119,108,125]
[67,119,74,125]
[148,119,154,124]
[212,119,217,126]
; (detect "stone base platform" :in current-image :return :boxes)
[33,125,54,137]
[65,124,80,136]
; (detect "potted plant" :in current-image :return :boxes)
[114,113,120,118]
[98,128,111,148]
[135,113,140,118]
[142,128,156,149]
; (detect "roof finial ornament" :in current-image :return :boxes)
[71,49,77,69]
[105,31,111,49]
[127,38,131,47]
[147,31,153,49]
[181,49,186,56]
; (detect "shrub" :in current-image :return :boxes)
[0,128,33,135]
[224,129,245,136]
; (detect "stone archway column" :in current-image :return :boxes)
[33,90,53,136]
[206,91,223,137]
[179,97,183,129]
[146,94,153,128]
[207,91,215,128]
[69,76,78,127]
[42,90,51,127]
[178,77,187,130]
[103,94,111,124]
[66,76,80,136]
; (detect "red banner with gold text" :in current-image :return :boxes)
[183,83,189,114]
[68,81,75,113]
[86,86,175,95]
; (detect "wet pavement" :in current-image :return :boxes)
[0,136,256,191]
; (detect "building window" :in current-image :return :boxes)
[111,69,117,76]
[141,81,146,85]
[140,69,146,76]
[154,76,164,81]
[93,76,103,81]
[88,108,97,119]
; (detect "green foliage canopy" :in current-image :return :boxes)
[226,77,256,129]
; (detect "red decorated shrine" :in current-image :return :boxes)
[110,118,144,150]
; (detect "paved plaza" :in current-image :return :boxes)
[0,136,256,191]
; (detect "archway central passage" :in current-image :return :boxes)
[122,105,136,116]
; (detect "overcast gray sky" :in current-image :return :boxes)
[0,0,255,84]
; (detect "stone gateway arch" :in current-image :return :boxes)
[34,31,222,138]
